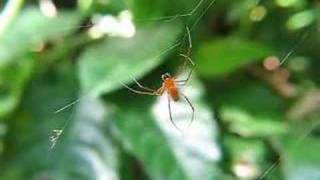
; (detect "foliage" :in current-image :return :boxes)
[0,0,320,180]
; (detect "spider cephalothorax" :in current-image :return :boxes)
[161,73,171,81]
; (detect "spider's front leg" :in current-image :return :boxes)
[121,82,160,96]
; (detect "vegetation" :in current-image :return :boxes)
[0,0,320,179]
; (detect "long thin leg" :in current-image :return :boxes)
[180,53,195,66]
[181,93,195,127]
[130,76,157,92]
[167,95,181,131]
[175,54,195,85]
[121,82,160,96]
[174,27,195,85]
[186,26,192,55]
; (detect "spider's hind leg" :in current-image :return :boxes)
[167,95,182,132]
[181,93,195,127]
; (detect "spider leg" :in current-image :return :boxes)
[181,93,195,127]
[186,26,192,53]
[167,95,181,131]
[130,76,157,92]
[175,57,195,86]
[175,64,194,85]
[175,81,189,87]
[180,53,195,66]
[121,82,160,96]
[156,86,165,95]
[174,27,195,85]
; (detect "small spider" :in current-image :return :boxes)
[122,27,195,129]
[121,27,195,130]
[121,55,195,130]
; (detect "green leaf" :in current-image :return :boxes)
[195,38,273,77]
[1,64,119,179]
[0,7,82,65]
[224,136,269,179]
[221,107,287,137]
[77,0,126,15]
[0,55,34,119]
[109,74,224,179]
[281,136,320,180]
[286,10,315,30]
[217,83,287,137]
[126,0,199,21]
[78,22,182,97]
[0,7,82,119]
[275,0,300,8]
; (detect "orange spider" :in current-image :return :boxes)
[121,27,195,130]
[121,54,195,130]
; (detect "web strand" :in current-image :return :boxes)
[279,28,311,65]
[48,41,181,151]
[134,0,205,22]
[52,40,181,117]
[41,1,318,178]
[54,98,83,114]
[257,26,314,179]
[52,0,215,115]
[47,0,207,31]
[190,0,217,31]
[48,0,217,153]
[258,119,320,179]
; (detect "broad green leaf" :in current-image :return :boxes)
[108,73,225,180]
[0,7,82,119]
[118,151,150,180]
[0,7,82,65]
[275,0,300,8]
[126,0,200,21]
[195,38,273,77]
[78,0,94,11]
[224,136,269,179]
[286,10,316,30]
[0,122,6,154]
[110,97,188,180]
[221,107,287,137]
[78,22,182,97]
[281,136,320,180]
[215,82,287,137]
[0,55,34,119]
[0,64,119,179]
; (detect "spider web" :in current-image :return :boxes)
[49,0,218,150]
[34,0,318,179]
[256,26,314,180]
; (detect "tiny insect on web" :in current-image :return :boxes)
[121,27,195,131]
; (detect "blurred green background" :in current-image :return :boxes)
[0,0,320,179]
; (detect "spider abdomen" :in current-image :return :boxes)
[164,78,180,101]
[169,88,180,101]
